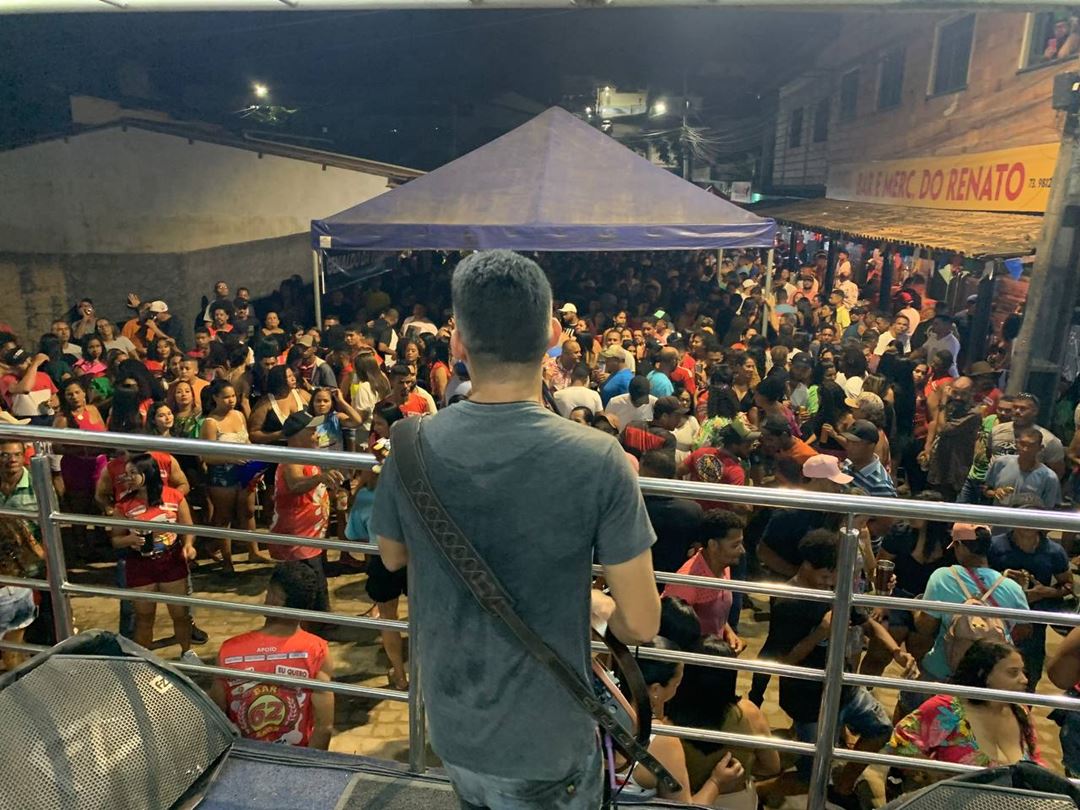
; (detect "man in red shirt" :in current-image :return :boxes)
[211,563,335,749]
[663,509,747,653]
[0,348,58,425]
[969,360,1001,415]
[387,364,429,416]
[679,422,759,511]
[270,412,345,616]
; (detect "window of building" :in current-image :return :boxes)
[789,107,803,148]
[932,14,975,96]
[1024,9,1080,68]
[813,98,830,142]
[877,48,905,109]
[839,69,859,121]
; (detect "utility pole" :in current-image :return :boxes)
[681,69,691,181]
[1007,83,1080,420]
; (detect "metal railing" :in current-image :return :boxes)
[0,423,1078,809]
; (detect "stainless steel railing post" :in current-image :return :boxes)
[406,561,427,773]
[29,454,74,641]
[807,517,860,810]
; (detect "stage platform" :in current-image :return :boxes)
[200,740,691,809]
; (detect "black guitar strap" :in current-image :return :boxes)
[390,416,681,799]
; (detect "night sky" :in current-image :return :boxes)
[1,8,837,168]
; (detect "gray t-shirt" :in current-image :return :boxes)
[369,401,655,780]
[985,455,1061,509]
[990,422,1065,467]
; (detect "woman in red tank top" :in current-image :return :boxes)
[110,452,199,661]
[53,379,107,560]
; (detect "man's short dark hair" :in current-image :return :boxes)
[269,562,319,611]
[451,250,552,367]
[762,413,792,437]
[700,509,745,543]
[1015,426,1043,444]
[253,340,279,360]
[193,325,210,336]
[756,373,787,404]
[1014,392,1041,408]
[571,363,591,382]
[963,526,993,557]
[639,449,676,480]
[798,529,838,571]
[389,363,411,377]
[775,456,807,485]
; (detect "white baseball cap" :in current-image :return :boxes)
[558,303,578,314]
[148,301,169,314]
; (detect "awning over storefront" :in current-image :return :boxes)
[752,197,1043,259]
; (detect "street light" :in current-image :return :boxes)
[651,99,668,117]
[252,82,269,99]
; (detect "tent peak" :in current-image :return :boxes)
[313,106,775,252]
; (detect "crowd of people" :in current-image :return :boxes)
[0,239,1079,808]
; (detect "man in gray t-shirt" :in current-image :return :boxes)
[989,392,1065,478]
[371,250,660,809]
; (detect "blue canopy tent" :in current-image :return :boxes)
[309,106,776,323]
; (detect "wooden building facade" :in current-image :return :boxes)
[769,9,1077,199]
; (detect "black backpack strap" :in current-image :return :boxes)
[390,416,680,796]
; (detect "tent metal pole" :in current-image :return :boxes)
[312,249,323,330]
[763,248,775,335]
[716,249,724,288]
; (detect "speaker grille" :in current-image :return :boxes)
[0,655,233,810]
[896,783,1076,810]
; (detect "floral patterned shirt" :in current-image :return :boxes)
[887,694,1044,767]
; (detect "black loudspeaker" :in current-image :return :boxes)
[884,764,1079,810]
[1052,71,1080,112]
[0,630,236,810]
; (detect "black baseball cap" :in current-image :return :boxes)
[1,348,28,366]
[842,419,879,444]
[282,411,325,438]
[762,413,792,435]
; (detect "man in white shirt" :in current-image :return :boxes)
[400,303,438,337]
[833,261,859,309]
[921,315,961,377]
[51,320,82,360]
[873,314,911,360]
[605,375,656,435]
[896,292,920,338]
[834,249,852,281]
[553,364,603,419]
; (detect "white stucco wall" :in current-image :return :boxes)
[0,126,394,254]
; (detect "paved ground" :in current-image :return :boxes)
[58,548,1069,809]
